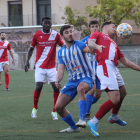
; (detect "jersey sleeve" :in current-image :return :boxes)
[117,46,124,60]
[57,33,64,47]
[30,33,37,48]
[89,31,101,41]
[58,50,65,64]
[7,43,11,51]
[77,41,87,51]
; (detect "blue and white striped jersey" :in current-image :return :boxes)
[81,35,97,75]
[58,41,94,81]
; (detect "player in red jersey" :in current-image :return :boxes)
[25,17,64,120]
[86,21,140,137]
[0,32,15,91]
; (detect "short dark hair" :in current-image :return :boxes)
[89,20,100,27]
[42,16,51,22]
[60,25,71,36]
[0,32,5,35]
[101,20,117,30]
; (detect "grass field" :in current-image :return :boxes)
[0,68,140,140]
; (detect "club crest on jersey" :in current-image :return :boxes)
[74,51,77,55]
[40,36,43,38]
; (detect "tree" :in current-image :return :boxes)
[61,0,140,37]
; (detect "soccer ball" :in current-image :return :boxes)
[116,23,132,39]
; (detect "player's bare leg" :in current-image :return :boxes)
[108,85,127,125]
[31,82,43,118]
[51,82,60,120]
[55,93,80,132]
[3,64,9,91]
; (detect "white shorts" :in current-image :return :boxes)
[35,67,57,84]
[97,61,124,91]
[0,62,9,72]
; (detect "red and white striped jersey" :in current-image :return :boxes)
[0,40,11,63]
[31,29,64,69]
[89,31,124,66]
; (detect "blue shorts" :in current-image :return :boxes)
[61,77,94,100]
[95,75,101,90]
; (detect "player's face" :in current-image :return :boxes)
[106,24,116,38]
[0,33,6,41]
[42,19,52,32]
[89,24,100,33]
[62,28,74,43]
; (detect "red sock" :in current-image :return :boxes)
[95,100,114,120]
[52,91,60,112]
[112,98,124,114]
[5,74,9,88]
[33,89,41,109]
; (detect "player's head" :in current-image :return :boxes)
[89,20,100,33]
[41,16,52,32]
[60,25,74,43]
[101,20,117,38]
[0,32,6,41]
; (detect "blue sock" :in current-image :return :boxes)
[61,113,77,129]
[86,93,93,114]
[92,95,98,104]
[78,100,87,120]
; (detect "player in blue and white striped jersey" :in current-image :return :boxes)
[81,20,102,120]
[55,25,104,133]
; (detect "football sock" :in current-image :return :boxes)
[5,73,9,88]
[112,98,124,114]
[78,100,87,120]
[111,113,119,120]
[86,93,93,114]
[90,116,99,124]
[95,99,114,120]
[92,95,98,104]
[53,91,60,112]
[61,113,77,129]
[33,89,41,109]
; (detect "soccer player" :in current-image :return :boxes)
[87,20,140,137]
[0,32,15,91]
[55,25,104,132]
[81,20,102,120]
[24,17,64,120]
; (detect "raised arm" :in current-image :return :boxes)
[55,64,65,89]
[88,39,105,52]
[25,47,34,72]
[119,57,140,71]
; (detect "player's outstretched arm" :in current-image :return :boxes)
[119,57,140,71]
[9,50,15,65]
[25,47,34,72]
[88,39,105,52]
[55,64,65,89]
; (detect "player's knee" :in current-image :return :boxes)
[55,105,63,113]
[36,83,43,92]
[77,86,85,94]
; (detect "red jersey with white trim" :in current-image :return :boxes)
[31,29,64,69]
[0,40,11,63]
[89,31,124,66]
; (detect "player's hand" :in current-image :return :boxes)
[72,30,83,41]
[25,63,30,72]
[96,45,106,52]
[55,81,62,89]
[12,60,15,65]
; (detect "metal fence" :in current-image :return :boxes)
[7,49,140,70]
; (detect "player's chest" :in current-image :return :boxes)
[36,35,57,47]
[0,43,8,50]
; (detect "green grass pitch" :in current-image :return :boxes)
[0,68,140,140]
